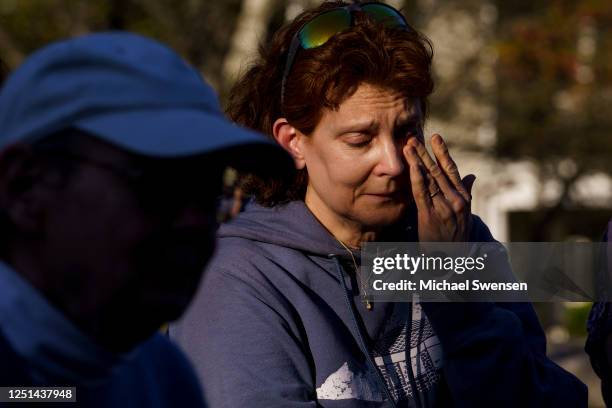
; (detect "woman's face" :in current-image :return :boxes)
[299,83,423,229]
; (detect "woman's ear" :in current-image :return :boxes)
[272,118,306,170]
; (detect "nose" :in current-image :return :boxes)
[373,137,405,178]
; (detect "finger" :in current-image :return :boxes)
[453,175,475,239]
[411,150,464,225]
[404,145,433,212]
[409,146,456,221]
[427,175,441,198]
[409,137,457,201]
[431,134,471,202]
[462,174,476,199]
[419,158,441,197]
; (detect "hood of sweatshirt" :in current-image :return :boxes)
[214,200,427,406]
[217,200,420,257]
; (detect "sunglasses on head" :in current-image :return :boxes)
[280,1,412,108]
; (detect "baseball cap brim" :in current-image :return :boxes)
[74,108,293,174]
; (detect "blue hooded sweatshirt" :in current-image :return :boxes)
[172,201,586,407]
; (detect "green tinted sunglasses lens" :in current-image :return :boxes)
[299,9,351,49]
[361,3,407,27]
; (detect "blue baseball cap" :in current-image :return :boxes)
[0,32,289,170]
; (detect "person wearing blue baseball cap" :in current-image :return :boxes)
[0,32,290,407]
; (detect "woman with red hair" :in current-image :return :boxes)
[173,2,586,406]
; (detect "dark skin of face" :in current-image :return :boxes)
[0,135,221,352]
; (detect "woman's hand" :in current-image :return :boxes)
[403,134,476,242]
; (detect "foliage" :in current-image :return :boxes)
[0,0,243,89]
[496,0,612,181]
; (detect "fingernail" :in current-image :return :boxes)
[433,134,443,144]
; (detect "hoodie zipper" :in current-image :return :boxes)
[331,256,398,408]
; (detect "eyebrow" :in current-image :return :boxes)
[336,114,422,135]
[336,120,379,135]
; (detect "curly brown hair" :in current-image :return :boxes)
[227,1,434,206]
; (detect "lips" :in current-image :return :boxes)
[365,182,410,199]
[366,191,404,199]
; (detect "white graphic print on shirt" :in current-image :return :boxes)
[316,299,443,404]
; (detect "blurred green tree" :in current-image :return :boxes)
[0,0,243,90]
[496,0,612,238]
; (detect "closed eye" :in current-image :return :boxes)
[343,133,373,148]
